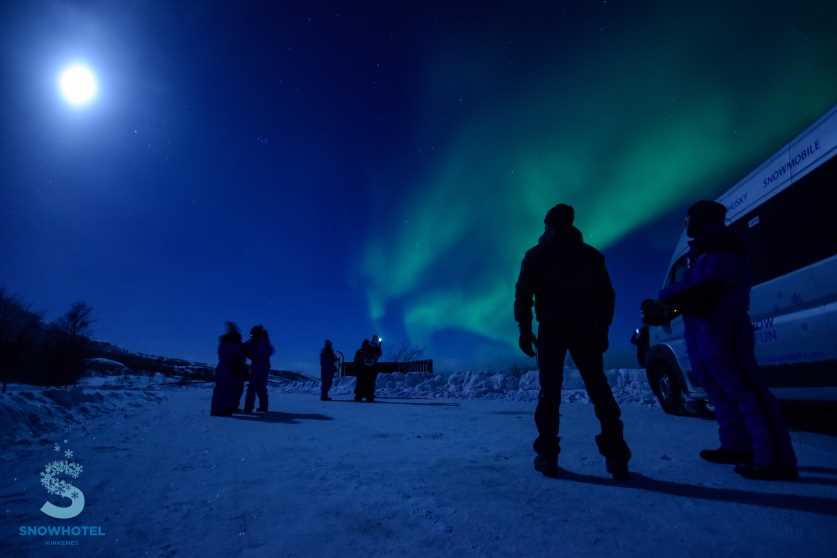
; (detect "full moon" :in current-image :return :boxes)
[58,63,98,107]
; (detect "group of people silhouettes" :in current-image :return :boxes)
[515,201,797,482]
[210,199,798,483]
[211,330,383,415]
[317,335,384,402]
[210,322,274,416]
[352,335,383,402]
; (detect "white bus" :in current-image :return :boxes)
[633,104,837,415]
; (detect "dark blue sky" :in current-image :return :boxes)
[2,2,836,373]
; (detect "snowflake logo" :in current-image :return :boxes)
[39,443,86,520]
[40,460,83,497]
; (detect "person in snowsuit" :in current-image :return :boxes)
[210,322,248,416]
[515,203,631,480]
[242,325,274,413]
[354,336,382,402]
[320,339,338,401]
[653,200,797,480]
[352,340,371,402]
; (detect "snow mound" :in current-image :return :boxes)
[83,357,131,373]
[274,368,659,406]
[0,374,166,447]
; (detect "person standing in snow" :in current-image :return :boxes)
[353,336,383,402]
[211,322,248,416]
[242,325,274,413]
[648,200,797,480]
[514,203,631,479]
[320,339,338,401]
[366,335,383,399]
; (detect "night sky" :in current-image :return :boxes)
[2,1,836,373]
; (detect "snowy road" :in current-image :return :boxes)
[2,385,837,557]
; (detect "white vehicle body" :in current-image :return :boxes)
[645,104,837,409]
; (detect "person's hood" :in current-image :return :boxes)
[538,225,583,248]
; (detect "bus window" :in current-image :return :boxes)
[729,152,837,286]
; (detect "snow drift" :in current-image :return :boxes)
[273,368,658,406]
[0,373,166,447]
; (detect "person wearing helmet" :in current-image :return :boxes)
[653,200,797,480]
[515,203,630,480]
[354,335,383,402]
[242,325,274,413]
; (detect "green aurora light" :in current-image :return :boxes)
[362,3,837,350]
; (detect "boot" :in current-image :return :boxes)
[700,448,753,465]
[606,460,630,481]
[734,464,799,481]
[533,437,560,478]
[595,433,631,481]
[533,454,560,478]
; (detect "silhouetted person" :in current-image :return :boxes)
[320,339,338,401]
[352,340,370,401]
[515,203,630,480]
[654,200,797,480]
[210,322,247,416]
[243,325,274,413]
[354,335,382,402]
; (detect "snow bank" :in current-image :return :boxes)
[273,368,659,406]
[0,373,166,447]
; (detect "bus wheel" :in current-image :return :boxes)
[648,362,686,415]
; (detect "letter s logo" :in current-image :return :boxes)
[39,459,85,519]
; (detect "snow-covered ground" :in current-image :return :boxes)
[1,374,836,557]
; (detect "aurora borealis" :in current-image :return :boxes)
[2,2,836,371]
[361,2,837,364]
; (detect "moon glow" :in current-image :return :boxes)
[58,63,98,107]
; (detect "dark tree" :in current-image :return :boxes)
[0,293,96,388]
[0,289,44,392]
[54,301,94,338]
